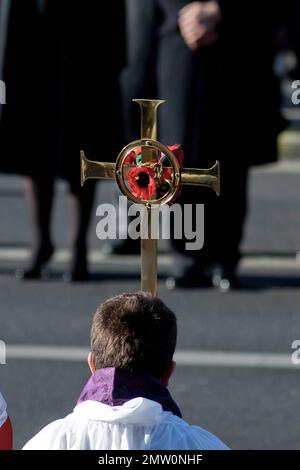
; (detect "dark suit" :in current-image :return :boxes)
[0,0,125,190]
[122,0,285,271]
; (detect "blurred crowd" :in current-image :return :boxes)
[0,0,299,290]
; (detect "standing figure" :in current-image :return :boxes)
[122,0,285,290]
[0,0,125,280]
[0,392,12,450]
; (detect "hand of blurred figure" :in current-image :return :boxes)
[178,1,222,50]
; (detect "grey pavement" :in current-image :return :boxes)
[0,158,300,449]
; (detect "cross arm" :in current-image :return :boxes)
[80,151,116,186]
[180,161,220,195]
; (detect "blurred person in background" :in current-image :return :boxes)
[286,0,300,79]
[121,0,286,290]
[0,392,12,450]
[0,0,125,281]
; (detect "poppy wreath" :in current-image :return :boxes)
[125,144,184,204]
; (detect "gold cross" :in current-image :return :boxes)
[81,99,220,296]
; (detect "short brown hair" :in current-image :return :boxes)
[91,292,177,378]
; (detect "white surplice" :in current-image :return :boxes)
[23,398,229,450]
[0,392,8,428]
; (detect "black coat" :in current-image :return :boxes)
[0,0,125,184]
[122,0,286,167]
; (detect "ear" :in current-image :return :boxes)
[160,361,176,387]
[88,351,96,374]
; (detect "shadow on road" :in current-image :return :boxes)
[0,267,299,291]
[236,275,300,291]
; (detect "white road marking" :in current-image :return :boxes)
[6,345,88,362]
[174,350,295,369]
[5,344,297,370]
[0,248,300,271]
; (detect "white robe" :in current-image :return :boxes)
[0,392,8,428]
[23,398,229,450]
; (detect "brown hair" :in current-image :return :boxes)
[91,292,177,378]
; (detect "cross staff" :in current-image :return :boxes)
[81,99,220,296]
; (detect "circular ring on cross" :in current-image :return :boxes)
[115,139,181,207]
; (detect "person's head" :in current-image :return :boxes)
[88,292,177,386]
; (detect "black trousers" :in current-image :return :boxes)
[171,162,249,271]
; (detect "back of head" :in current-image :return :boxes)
[91,292,177,379]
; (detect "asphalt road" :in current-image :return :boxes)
[1,161,300,450]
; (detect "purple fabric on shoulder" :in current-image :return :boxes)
[78,367,182,418]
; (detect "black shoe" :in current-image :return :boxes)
[15,242,54,280]
[166,263,212,289]
[63,248,89,282]
[63,269,89,282]
[212,264,240,292]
